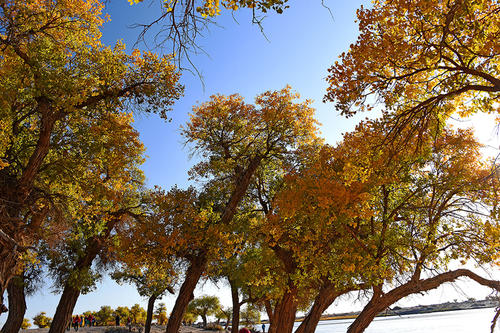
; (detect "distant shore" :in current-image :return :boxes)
[301,298,499,322]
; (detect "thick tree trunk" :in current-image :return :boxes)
[49,212,121,333]
[295,283,344,333]
[229,279,240,333]
[1,276,27,333]
[201,315,207,328]
[48,284,81,333]
[145,295,157,333]
[347,269,500,333]
[166,255,207,333]
[269,287,298,333]
[49,241,104,333]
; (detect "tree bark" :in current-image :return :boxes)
[48,283,81,333]
[49,241,103,333]
[229,279,240,333]
[1,276,26,333]
[220,156,262,226]
[264,300,274,333]
[269,287,298,333]
[347,269,500,333]
[166,254,207,333]
[295,282,344,333]
[145,294,157,333]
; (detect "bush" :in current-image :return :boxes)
[33,312,52,328]
[21,318,31,329]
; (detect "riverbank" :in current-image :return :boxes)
[310,297,499,322]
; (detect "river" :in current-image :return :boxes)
[263,308,499,333]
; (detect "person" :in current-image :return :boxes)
[262,324,266,333]
[72,316,79,332]
[239,328,251,333]
[127,317,132,332]
[80,315,84,327]
[116,314,121,326]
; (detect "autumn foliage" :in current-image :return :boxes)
[1,1,500,333]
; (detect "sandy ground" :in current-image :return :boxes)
[21,325,207,333]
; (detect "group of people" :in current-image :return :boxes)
[67,314,96,331]
[115,315,134,332]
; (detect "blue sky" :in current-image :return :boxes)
[7,0,499,326]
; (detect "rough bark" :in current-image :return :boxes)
[166,254,207,333]
[48,283,81,333]
[295,283,344,333]
[264,300,274,333]
[1,276,26,333]
[269,287,299,333]
[49,239,104,333]
[347,269,500,333]
[229,279,240,333]
[0,101,55,317]
[145,295,157,333]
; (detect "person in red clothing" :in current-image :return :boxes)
[72,316,79,331]
[238,328,251,333]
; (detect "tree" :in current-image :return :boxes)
[1,265,42,333]
[130,304,147,325]
[274,117,500,333]
[157,86,318,333]
[46,111,148,333]
[21,319,30,329]
[256,115,500,333]
[0,0,182,315]
[114,307,131,324]
[95,306,114,326]
[215,307,231,330]
[154,303,168,325]
[112,263,175,333]
[33,312,52,328]
[325,0,500,136]
[188,296,221,328]
[240,305,260,328]
[341,126,500,333]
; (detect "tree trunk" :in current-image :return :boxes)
[166,255,207,333]
[49,212,121,333]
[201,315,207,328]
[295,283,344,333]
[264,300,274,333]
[48,283,81,333]
[145,295,157,333]
[269,287,298,333]
[49,244,104,333]
[347,269,500,333]
[229,279,240,333]
[220,156,262,226]
[1,276,26,333]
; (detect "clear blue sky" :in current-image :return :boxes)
[8,0,498,326]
